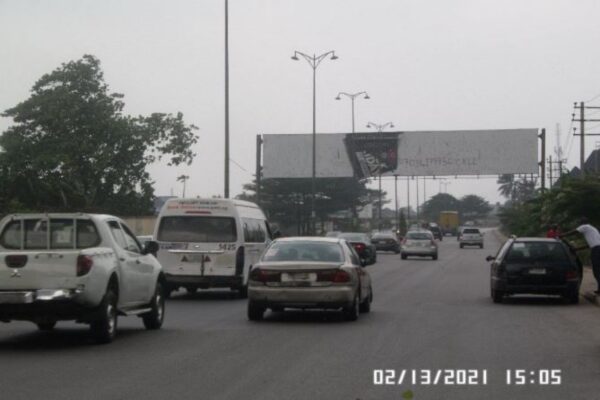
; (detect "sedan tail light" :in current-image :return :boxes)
[316,269,352,283]
[249,268,280,283]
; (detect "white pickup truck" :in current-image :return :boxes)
[0,213,166,343]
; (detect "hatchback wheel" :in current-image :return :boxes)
[491,289,504,304]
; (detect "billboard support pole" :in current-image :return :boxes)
[539,128,546,192]
[394,175,399,233]
[256,135,263,206]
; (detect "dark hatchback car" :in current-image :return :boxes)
[487,238,582,304]
[371,232,400,253]
[338,232,377,265]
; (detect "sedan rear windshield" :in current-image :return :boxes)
[463,228,481,234]
[505,242,570,263]
[262,241,344,263]
[158,216,237,243]
[372,233,395,239]
[406,232,432,240]
[0,218,100,249]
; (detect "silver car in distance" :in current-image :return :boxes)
[247,237,373,321]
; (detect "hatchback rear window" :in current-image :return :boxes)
[157,216,237,243]
[262,241,344,263]
[505,242,570,263]
[0,218,100,249]
[463,228,481,234]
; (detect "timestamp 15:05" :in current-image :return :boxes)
[506,369,561,385]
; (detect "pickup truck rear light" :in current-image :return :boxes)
[249,268,280,283]
[566,270,578,280]
[5,254,28,268]
[76,255,94,276]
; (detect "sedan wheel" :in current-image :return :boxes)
[359,289,372,313]
[247,301,265,321]
[343,293,360,321]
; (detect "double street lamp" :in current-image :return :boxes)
[291,50,338,235]
[366,121,395,230]
[335,91,370,133]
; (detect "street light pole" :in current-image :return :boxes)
[291,50,338,235]
[366,121,395,231]
[335,91,370,133]
[224,0,230,198]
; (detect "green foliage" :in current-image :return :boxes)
[499,175,600,237]
[237,177,385,234]
[420,193,460,221]
[0,55,198,215]
[458,194,493,220]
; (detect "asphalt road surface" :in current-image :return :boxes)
[1,231,600,400]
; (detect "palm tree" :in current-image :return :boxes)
[497,174,516,201]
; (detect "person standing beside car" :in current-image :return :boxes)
[546,224,560,238]
[560,218,600,293]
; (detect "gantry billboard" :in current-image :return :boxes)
[262,129,539,178]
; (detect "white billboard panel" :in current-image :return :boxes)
[262,129,539,178]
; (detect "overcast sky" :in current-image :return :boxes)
[2,0,600,210]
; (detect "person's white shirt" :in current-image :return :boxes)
[576,224,600,248]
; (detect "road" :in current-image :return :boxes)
[1,231,600,400]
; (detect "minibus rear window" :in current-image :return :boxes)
[157,216,237,243]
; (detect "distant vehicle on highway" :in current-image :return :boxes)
[401,230,438,260]
[428,223,443,241]
[487,237,582,303]
[154,198,273,298]
[371,232,400,253]
[247,237,373,321]
[439,211,459,236]
[459,228,484,249]
[0,213,165,343]
[338,232,377,264]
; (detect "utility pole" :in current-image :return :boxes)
[539,129,546,191]
[378,173,382,230]
[415,177,420,222]
[548,156,553,189]
[572,102,600,177]
[255,135,262,206]
[407,178,410,225]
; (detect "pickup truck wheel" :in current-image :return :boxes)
[36,322,56,331]
[90,287,118,344]
[143,282,165,330]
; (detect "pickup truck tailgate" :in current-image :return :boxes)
[0,250,81,290]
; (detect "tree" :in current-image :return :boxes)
[0,55,198,214]
[420,193,460,221]
[497,174,516,200]
[458,194,492,220]
[237,177,384,235]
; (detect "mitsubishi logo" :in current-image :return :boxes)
[10,269,21,278]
